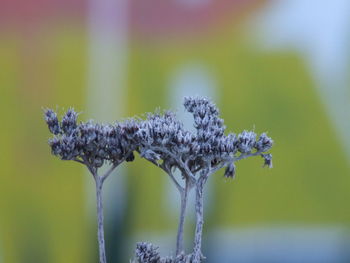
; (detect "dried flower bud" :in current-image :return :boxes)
[45,108,139,169]
[140,149,160,162]
[255,133,273,152]
[61,108,77,135]
[122,119,140,140]
[224,162,236,179]
[60,135,78,160]
[261,153,273,168]
[237,130,256,153]
[183,96,218,117]
[48,137,61,155]
[44,109,60,135]
[225,133,237,153]
[135,242,160,263]
[126,152,135,162]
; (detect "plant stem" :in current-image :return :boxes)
[193,178,206,263]
[95,176,107,263]
[176,179,189,255]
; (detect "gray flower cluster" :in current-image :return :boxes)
[44,108,137,170]
[133,242,192,263]
[134,242,160,263]
[129,97,273,263]
[44,99,272,178]
[182,96,273,177]
[135,110,196,178]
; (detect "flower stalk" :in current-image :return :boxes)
[94,174,106,263]
[176,178,190,256]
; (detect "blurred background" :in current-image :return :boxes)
[1,0,350,262]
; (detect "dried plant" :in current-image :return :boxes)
[132,97,273,262]
[44,108,138,263]
[44,96,273,263]
[182,97,273,262]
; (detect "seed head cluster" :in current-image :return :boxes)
[135,110,196,173]
[44,97,273,177]
[134,242,192,263]
[44,108,138,169]
[182,97,273,178]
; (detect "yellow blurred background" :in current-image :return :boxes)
[1,0,350,262]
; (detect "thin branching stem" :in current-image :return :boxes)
[176,178,190,255]
[94,174,107,263]
[167,169,183,193]
[152,147,197,182]
[192,176,207,263]
[101,163,118,183]
[144,156,184,192]
[73,158,85,164]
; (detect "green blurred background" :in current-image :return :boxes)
[1,0,350,262]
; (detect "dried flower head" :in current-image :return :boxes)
[135,242,161,263]
[255,133,274,152]
[183,96,273,177]
[44,108,139,169]
[237,130,256,154]
[136,110,194,171]
[133,242,192,263]
[44,109,60,135]
[61,108,78,135]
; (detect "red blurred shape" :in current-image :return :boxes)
[0,0,86,29]
[129,0,265,39]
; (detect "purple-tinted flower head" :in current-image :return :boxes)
[59,134,79,160]
[225,133,238,153]
[121,119,140,141]
[61,108,78,135]
[183,96,222,132]
[184,96,227,158]
[140,110,186,150]
[44,109,60,135]
[237,130,256,153]
[48,137,61,155]
[255,133,273,152]
[135,242,160,263]
[183,96,219,117]
[45,108,139,170]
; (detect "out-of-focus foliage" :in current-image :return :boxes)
[0,29,91,263]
